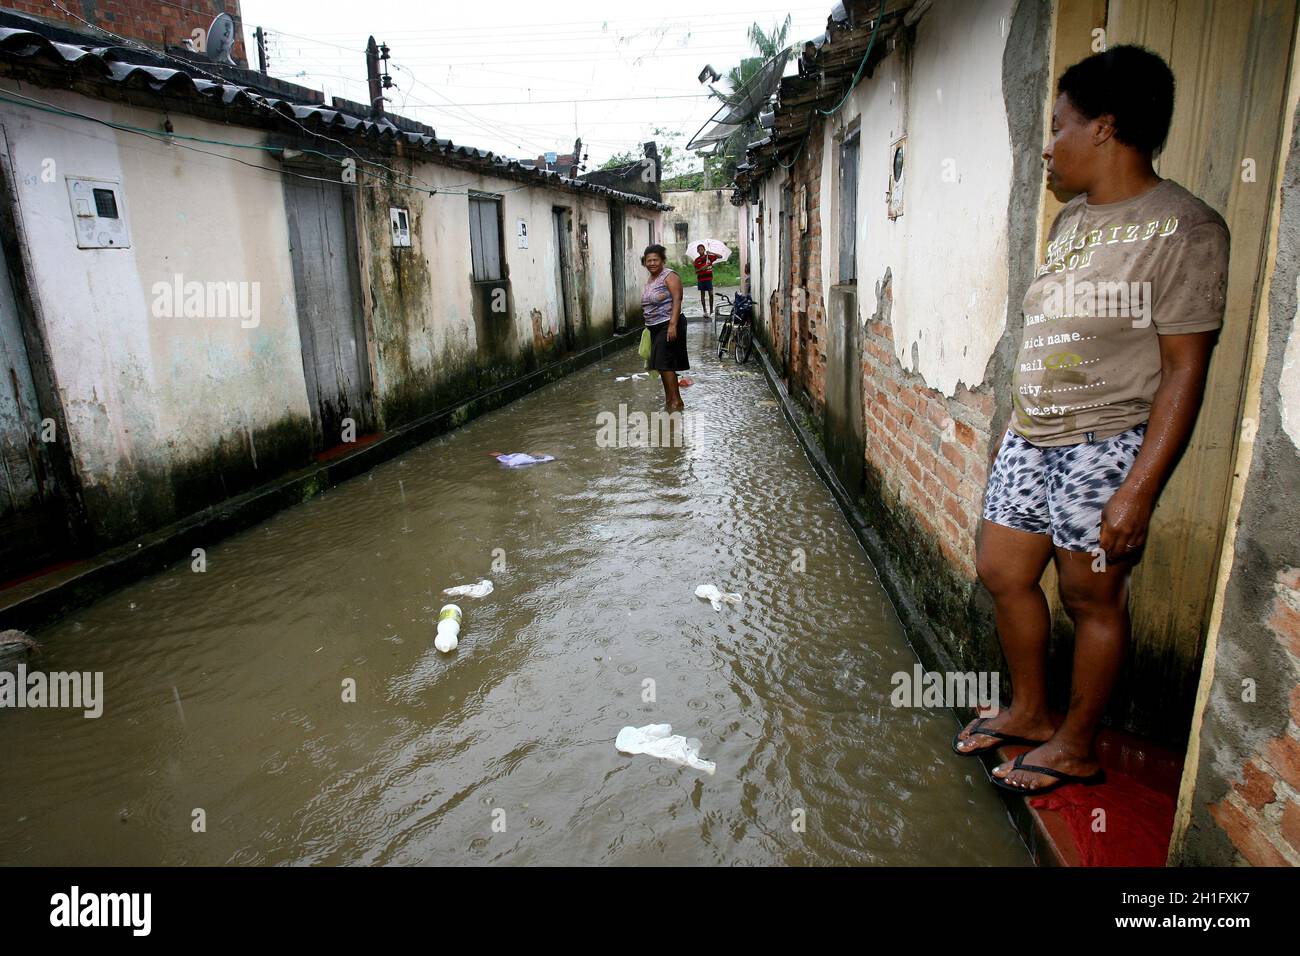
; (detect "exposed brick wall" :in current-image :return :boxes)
[861,294,995,582]
[1206,568,1300,866]
[6,0,247,64]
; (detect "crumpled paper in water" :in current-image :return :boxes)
[695,584,742,611]
[615,723,715,775]
[443,579,493,598]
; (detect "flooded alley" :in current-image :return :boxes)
[2,323,1025,867]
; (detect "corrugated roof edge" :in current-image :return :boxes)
[0,24,672,210]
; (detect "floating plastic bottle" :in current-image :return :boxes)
[435,604,462,653]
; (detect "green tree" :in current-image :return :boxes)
[599,150,640,170]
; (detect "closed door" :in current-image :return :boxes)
[283,175,373,447]
[609,204,626,331]
[553,208,576,350]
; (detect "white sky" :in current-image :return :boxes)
[238,0,834,169]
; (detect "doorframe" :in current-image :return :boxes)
[279,160,376,447]
[0,124,87,554]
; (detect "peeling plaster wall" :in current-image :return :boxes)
[743,0,1050,694]
[833,0,1016,399]
[0,84,313,542]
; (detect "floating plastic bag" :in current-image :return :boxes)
[615,723,715,775]
[490,452,555,468]
[695,584,742,611]
[443,579,493,598]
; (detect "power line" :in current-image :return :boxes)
[285,7,833,40]
[385,93,709,108]
[42,0,442,196]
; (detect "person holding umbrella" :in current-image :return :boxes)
[692,241,723,317]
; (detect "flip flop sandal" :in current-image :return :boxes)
[951,716,1050,755]
[991,752,1107,795]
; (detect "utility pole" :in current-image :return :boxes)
[254,26,268,74]
[366,36,392,116]
[569,137,583,178]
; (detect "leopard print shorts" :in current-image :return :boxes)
[981,423,1147,553]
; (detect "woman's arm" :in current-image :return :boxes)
[1098,329,1217,558]
[666,272,684,340]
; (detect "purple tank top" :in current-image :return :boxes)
[642,268,677,326]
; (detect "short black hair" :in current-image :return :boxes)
[642,243,667,262]
[1058,44,1175,155]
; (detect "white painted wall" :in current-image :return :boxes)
[0,83,309,493]
[822,0,1015,396]
[0,80,661,518]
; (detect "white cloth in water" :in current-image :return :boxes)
[694,584,742,611]
[615,723,715,775]
[631,372,649,380]
[443,579,493,598]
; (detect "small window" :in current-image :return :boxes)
[674,222,688,242]
[93,188,119,219]
[469,194,504,281]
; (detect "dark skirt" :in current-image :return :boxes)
[647,320,689,372]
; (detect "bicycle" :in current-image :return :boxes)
[715,292,754,364]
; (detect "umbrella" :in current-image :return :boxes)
[688,238,731,263]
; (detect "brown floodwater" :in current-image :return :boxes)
[1,322,1027,866]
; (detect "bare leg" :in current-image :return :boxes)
[994,547,1135,788]
[660,371,683,411]
[956,520,1058,752]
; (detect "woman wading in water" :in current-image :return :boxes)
[954,46,1230,794]
[641,244,687,412]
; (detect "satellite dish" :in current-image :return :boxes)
[205,13,236,65]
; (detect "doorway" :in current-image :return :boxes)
[553,207,577,351]
[282,174,374,449]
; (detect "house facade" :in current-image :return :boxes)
[734,0,1300,865]
[0,9,665,583]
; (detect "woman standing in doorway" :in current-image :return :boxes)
[641,244,687,412]
[954,46,1230,793]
